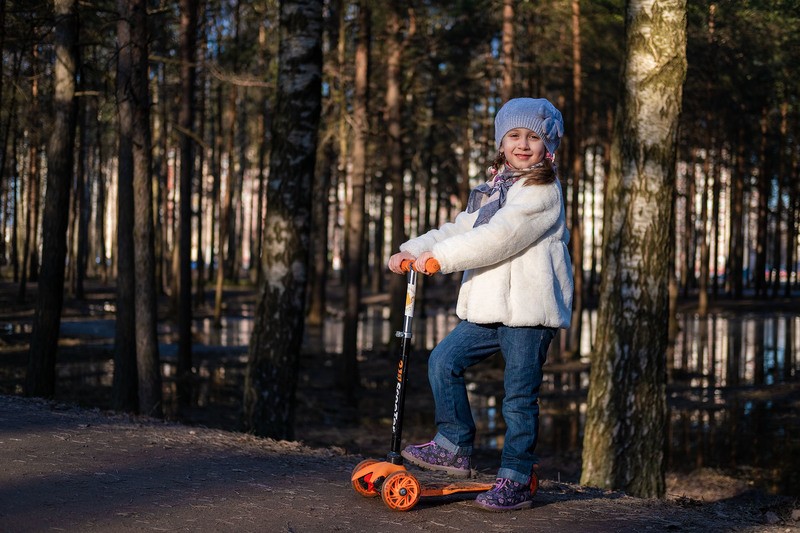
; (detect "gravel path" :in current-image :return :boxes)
[0,395,795,532]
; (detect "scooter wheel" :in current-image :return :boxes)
[381,471,421,511]
[530,469,539,497]
[351,459,380,498]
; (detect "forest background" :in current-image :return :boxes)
[0,0,798,501]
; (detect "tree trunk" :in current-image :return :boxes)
[75,93,91,300]
[127,0,162,416]
[25,0,79,398]
[567,0,584,357]
[500,0,514,102]
[113,0,139,412]
[243,0,323,439]
[698,150,710,315]
[727,129,745,297]
[18,50,40,303]
[214,5,240,325]
[581,0,686,499]
[177,0,199,408]
[754,107,769,297]
[341,1,370,399]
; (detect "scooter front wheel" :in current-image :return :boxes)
[351,459,380,498]
[381,471,421,511]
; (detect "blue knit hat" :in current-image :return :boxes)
[494,98,564,156]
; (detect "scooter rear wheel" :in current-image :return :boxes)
[381,471,421,511]
[351,459,380,498]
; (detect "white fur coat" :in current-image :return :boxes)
[400,179,573,328]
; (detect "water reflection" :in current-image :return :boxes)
[1,305,797,495]
[322,308,799,495]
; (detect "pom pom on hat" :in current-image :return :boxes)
[494,98,564,156]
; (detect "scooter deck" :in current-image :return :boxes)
[420,481,493,497]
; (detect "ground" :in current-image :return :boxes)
[1,394,798,533]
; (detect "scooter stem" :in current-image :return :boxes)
[388,268,417,464]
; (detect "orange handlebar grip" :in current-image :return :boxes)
[400,258,440,274]
[425,258,441,273]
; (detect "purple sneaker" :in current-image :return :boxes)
[474,478,533,511]
[400,441,471,478]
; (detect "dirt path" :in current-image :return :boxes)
[1,395,796,533]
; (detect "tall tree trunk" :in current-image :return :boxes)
[129,0,162,416]
[75,94,91,300]
[214,5,240,325]
[243,0,323,439]
[177,0,199,408]
[18,49,40,302]
[581,0,686,499]
[786,109,798,297]
[26,0,80,398]
[698,150,710,315]
[754,107,769,297]
[340,1,370,399]
[772,102,788,296]
[113,0,139,412]
[194,17,208,307]
[567,0,584,356]
[307,0,343,327]
[500,0,514,102]
[253,22,269,287]
[727,129,745,298]
[387,4,410,336]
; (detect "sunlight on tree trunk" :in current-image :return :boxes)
[26,0,79,398]
[581,0,687,499]
[243,0,323,439]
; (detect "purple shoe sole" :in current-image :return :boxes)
[474,498,533,512]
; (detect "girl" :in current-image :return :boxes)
[387,97,573,512]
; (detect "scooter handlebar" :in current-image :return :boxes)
[400,258,441,274]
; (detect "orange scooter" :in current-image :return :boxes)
[350,258,539,511]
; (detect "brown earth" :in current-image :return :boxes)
[1,394,798,533]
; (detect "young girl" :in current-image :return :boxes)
[387,97,573,512]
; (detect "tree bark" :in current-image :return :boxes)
[113,0,138,412]
[568,0,584,356]
[25,0,80,398]
[125,0,162,416]
[340,1,370,398]
[177,0,199,408]
[581,0,686,499]
[243,0,323,439]
[754,107,769,297]
[500,0,514,102]
[18,47,40,303]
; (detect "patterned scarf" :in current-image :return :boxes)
[466,164,537,227]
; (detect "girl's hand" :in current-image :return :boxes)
[388,251,416,274]
[414,251,437,275]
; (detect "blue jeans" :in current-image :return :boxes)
[427,320,556,485]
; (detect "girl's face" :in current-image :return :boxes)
[500,128,546,170]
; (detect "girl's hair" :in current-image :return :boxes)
[490,152,557,186]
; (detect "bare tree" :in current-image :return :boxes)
[581,0,687,498]
[243,0,323,439]
[26,0,79,398]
